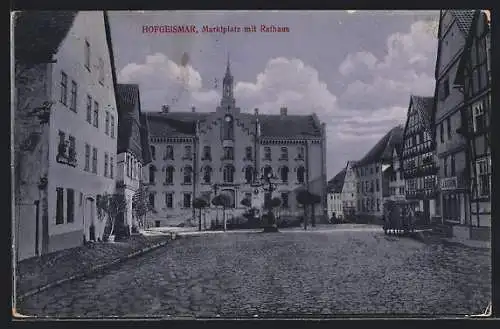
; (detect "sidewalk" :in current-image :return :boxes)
[15,234,171,300]
[441,236,491,250]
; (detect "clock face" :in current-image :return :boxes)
[225,115,232,122]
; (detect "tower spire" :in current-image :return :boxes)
[225,52,231,76]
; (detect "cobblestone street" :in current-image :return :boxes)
[17,227,491,318]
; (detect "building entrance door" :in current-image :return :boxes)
[84,197,95,241]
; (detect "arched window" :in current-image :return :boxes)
[165,145,174,160]
[183,166,192,184]
[280,166,289,183]
[223,115,234,140]
[150,146,156,160]
[165,166,174,184]
[245,166,254,184]
[223,165,235,183]
[149,165,156,184]
[263,166,273,179]
[297,166,305,183]
[203,166,212,184]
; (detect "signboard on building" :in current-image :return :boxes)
[440,177,458,190]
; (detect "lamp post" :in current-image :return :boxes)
[260,172,279,232]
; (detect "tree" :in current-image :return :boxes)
[193,197,209,231]
[296,189,311,230]
[132,183,152,229]
[212,194,231,231]
[97,193,128,241]
[309,193,322,227]
[240,197,252,208]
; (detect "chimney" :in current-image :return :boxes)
[191,106,196,112]
[280,106,288,116]
[254,108,259,115]
[161,105,170,113]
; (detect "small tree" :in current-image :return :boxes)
[309,193,321,227]
[212,194,231,231]
[240,198,252,208]
[296,189,311,230]
[193,197,209,231]
[97,193,128,241]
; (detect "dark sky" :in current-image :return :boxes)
[108,10,440,177]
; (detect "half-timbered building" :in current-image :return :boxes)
[401,96,438,223]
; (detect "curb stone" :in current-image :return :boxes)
[17,239,170,301]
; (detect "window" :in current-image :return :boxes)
[370,167,374,174]
[149,193,155,209]
[86,95,92,123]
[446,117,451,139]
[110,115,115,138]
[443,156,448,177]
[476,158,491,197]
[165,145,174,160]
[84,144,90,171]
[399,187,405,195]
[472,101,486,132]
[184,145,192,159]
[223,147,234,160]
[183,193,192,208]
[281,192,289,208]
[68,135,76,164]
[263,166,273,179]
[110,157,114,179]
[56,187,64,224]
[183,166,193,184]
[370,181,374,192]
[165,166,174,184]
[126,155,130,178]
[223,165,235,183]
[104,152,109,177]
[60,71,68,105]
[66,188,75,223]
[297,146,304,159]
[280,166,289,183]
[450,154,456,176]
[245,166,254,183]
[223,115,234,140]
[441,78,450,100]
[376,199,380,212]
[165,193,173,208]
[376,179,379,192]
[202,146,211,160]
[92,147,98,174]
[245,192,252,202]
[85,40,91,70]
[93,101,99,128]
[297,166,305,183]
[149,165,156,184]
[245,146,253,160]
[440,123,444,143]
[70,80,77,111]
[280,147,288,160]
[150,146,156,160]
[264,147,272,160]
[203,166,212,184]
[105,111,110,135]
[98,57,104,84]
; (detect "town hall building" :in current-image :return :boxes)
[144,59,327,227]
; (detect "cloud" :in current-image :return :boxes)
[118,52,218,110]
[338,20,438,109]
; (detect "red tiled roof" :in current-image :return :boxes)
[410,95,434,133]
[450,10,476,35]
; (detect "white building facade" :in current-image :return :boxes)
[341,161,358,218]
[14,11,119,259]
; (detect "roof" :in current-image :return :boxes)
[146,111,323,138]
[410,95,434,132]
[356,125,404,167]
[116,84,151,164]
[327,169,346,194]
[14,11,78,62]
[455,10,489,86]
[449,10,476,35]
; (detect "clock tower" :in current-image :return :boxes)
[221,54,236,110]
